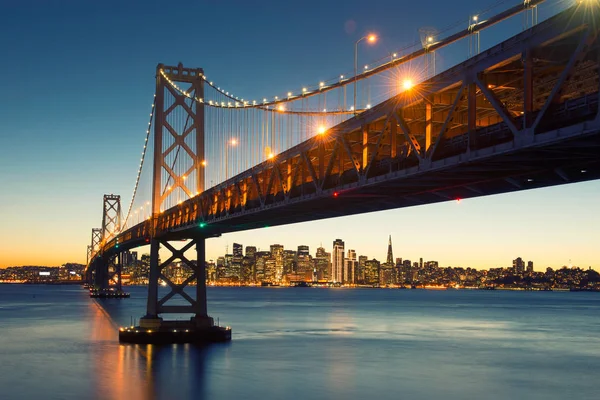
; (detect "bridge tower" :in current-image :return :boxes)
[139,63,215,332]
[94,195,124,290]
[87,228,102,284]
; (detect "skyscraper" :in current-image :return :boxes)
[270,244,284,282]
[386,235,394,265]
[245,246,257,259]
[314,246,330,281]
[513,257,525,274]
[332,239,345,283]
[283,250,297,279]
[297,245,309,257]
[345,249,357,284]
[527,261,534,273]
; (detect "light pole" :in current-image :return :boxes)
[354,34,376,115]
[225,138,237,180]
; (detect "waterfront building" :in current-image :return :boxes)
[241,256,255,284]
[283,250,297,280]
[364,259,380,286]
[255,251,271,282]
[297,254,313,281]
[358,255,368,283]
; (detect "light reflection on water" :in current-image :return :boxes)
[0,285,599,400]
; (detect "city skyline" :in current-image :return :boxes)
[1,0,599,269]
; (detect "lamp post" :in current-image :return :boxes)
[225,138,237,180]
[354,34,376,116]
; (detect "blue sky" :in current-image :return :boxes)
[0,0,598,269]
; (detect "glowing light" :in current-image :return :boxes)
[288,92,292,97]
[473,15,478,22]
[367,34,376,43]
[340,75,344,79]
[317,126,326,135]
[456,198,461,203]
[392,53,397,58]
[427,36,433,43]
[302,87,307,93]
[201,160,207,166]
[319,82,325,87]
[402,79,414,90]
[333,192,339,197]
[230,138,238,145]
[278,105,285,112]
[366,104,371,109]
[364,65,368,70]
[199,222,206,228]
[268,153,274,159]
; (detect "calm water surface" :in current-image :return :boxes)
[0,285,599,400]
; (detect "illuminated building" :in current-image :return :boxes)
[332,239,345,283]
[345,249,357,284]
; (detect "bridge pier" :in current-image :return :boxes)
[89,254,129,298]
[124,236,230,344]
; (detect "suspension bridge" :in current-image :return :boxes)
[84,0,600,343]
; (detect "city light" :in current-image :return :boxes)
[402,79,414,90]
[317,126,326,135]
[367,34,377,43]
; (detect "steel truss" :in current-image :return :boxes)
[153,63,205,214]
[102,194,121,243]
[141,237,211,327]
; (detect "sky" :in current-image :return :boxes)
[0,0,598,270]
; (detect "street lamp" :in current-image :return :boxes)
[225,138,237,180]
[354,33,377,115]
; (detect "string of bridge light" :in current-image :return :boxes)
[123,95,156,229]
[161,69,366,113]
[160,0,552,112]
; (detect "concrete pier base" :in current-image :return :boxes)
[119,318,231,344]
